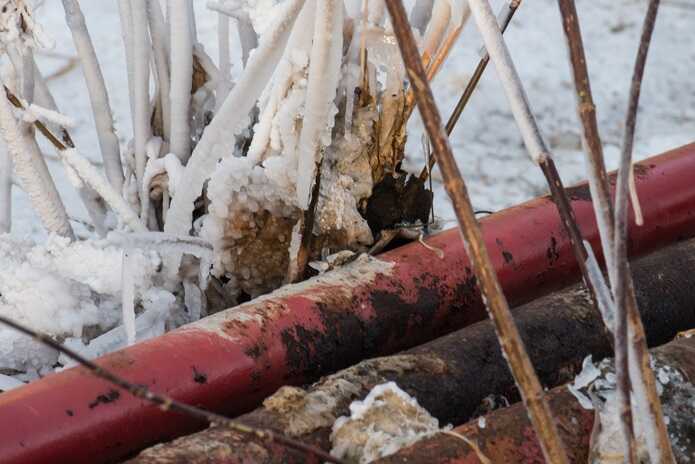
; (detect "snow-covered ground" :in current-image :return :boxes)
[8,0,695,236]
[1,0,693,386]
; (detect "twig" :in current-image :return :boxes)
[383,2,570,463]
[419,0,520,181]
[4,87,146,232]
[614,2,674,462]
[555,1,636,460]
[0,315,345,464]
[466,0,594,303]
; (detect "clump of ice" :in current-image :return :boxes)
[568,352,695,462]
[330,382,442,463]
[0,234,173,381]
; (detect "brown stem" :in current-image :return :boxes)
[614,1,674,462]
[555,1,635,460]
[0,315,345,464]
[384,1,569,463]
[419,0,521,181]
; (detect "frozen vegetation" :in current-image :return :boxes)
[0,0,692,427]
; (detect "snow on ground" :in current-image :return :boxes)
[0,1,694,383]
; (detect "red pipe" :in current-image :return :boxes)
[2,143,695,464]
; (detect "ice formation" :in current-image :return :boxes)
[0,234,177,383]
[330,381,443,463]
[199,0,433,301]
[569,353,695,463]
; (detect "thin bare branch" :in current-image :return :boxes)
[384,1,569,462]
[556,2,635,460]
[614,1,674,462]
[0,314,345,464]
[419,0,520,181]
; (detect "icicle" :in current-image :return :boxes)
[164,0,306,241]
[121,250,136,346]
[295,0,344,209]
[62,0,124,192]
[169,0,193,162]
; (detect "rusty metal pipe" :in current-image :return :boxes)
[380,336,695,463]
[127,237,695,463]
[2,144,695,464]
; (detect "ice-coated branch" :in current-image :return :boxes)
[384,1,570,462]
[614,2,674,462]
[0,90,74,238]
[296,0,344,209]
[206,1,258,67]
[467,0,547,163]
[62,0,124,192]
[217,8,231,107]
[118,0,136,121]
[4,88,145,232]
[425,0,471,81]
[131,0,152,195]
[164,0,307,239]
[61,148,146,232]
[468,0,594,302]
[421,0,451,67]
[169,0,193,162]
[147,0,171,141]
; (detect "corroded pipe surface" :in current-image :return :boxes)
[2,144,695,464]
[129,237,695,463]
[380,337,695,463]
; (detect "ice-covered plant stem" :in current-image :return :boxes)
[556,0,635,459]
[0,89,74,238]
[61,0,124,193]
[169,0,193,162]
[614,2,674,462]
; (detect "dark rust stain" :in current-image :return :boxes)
[88,389,120,409]
[547,235,560,265]
[562,183,592,202]
[192,367,207,384]
[502,250,514,265]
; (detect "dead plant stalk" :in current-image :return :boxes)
[614,1,674,462]
[556,1,636,461]
[383,1,569,462]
